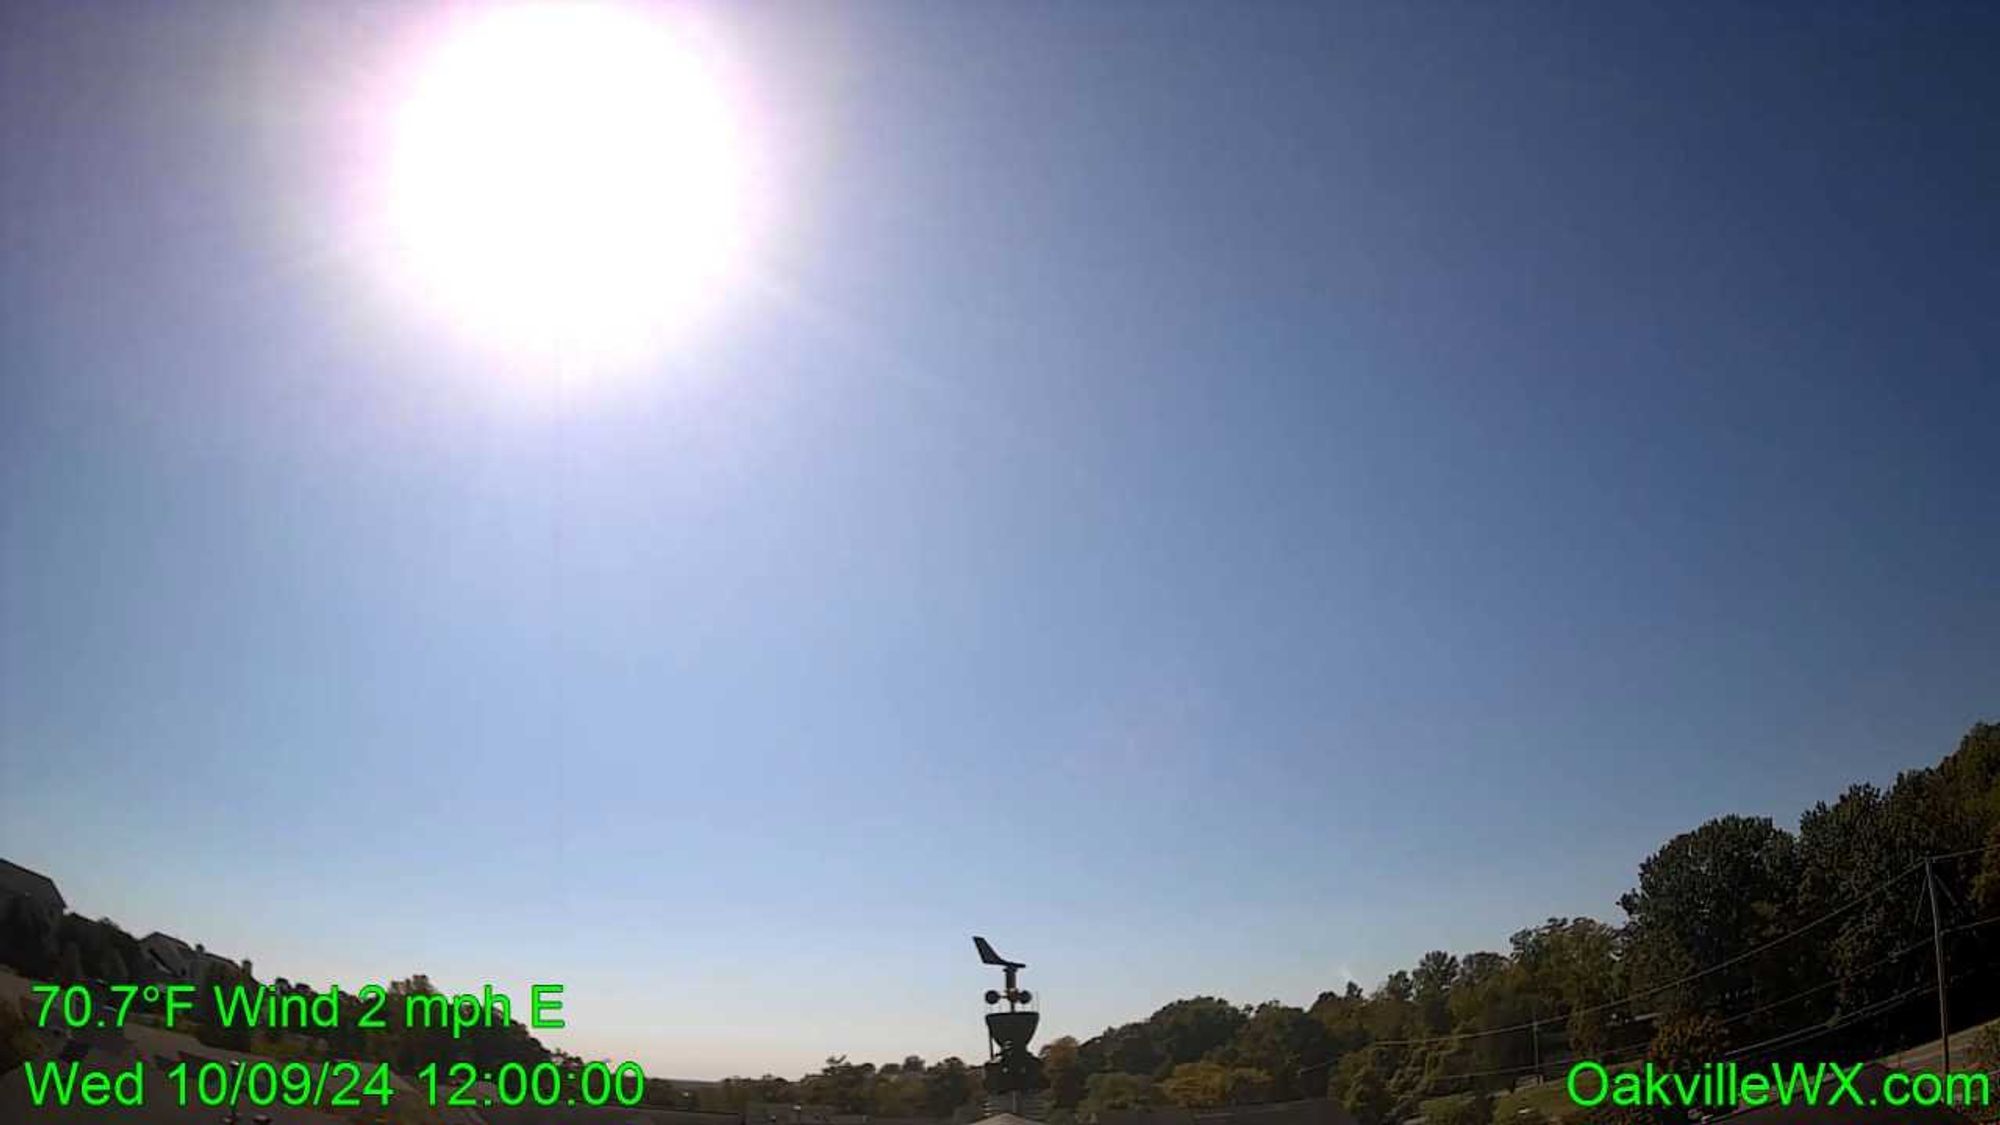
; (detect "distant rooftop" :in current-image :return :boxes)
[0,858,64,912]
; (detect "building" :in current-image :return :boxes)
[137,932,248,984]
[139,932,196,980]
[0,857,66,924]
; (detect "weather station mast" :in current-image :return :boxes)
[974,937,1047,1118]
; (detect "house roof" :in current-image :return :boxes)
[0,858,65,911]
[141,933,194,957]
[139,933,196,975]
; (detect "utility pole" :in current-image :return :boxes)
[1530,1012,1542,1085]
[1927,857,1951,1073]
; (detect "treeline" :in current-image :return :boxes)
[7,722,1998,1125]
[698,722,2000,1125]
[686,1056,989,1119]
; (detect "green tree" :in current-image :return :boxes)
[1507,919,1621,1058]
[1440,955,1537,1082]
[1337,1051,1393,1125]
[1216,1001,1331,1100]
[1163,1061,1232,1109]
[1309,981,1372,1061]
[873,1067,922,1116]
[1080,1072,1162,1116]
[1620,815,1801,1022]
[1043,1036,1088,1109]
[1646,1013,1726,1075]
[1367,972,1417,1043]
[1147,997,1248,1069]
[1794,783,1930,1018]
[1098,1022,1164,1078]
[802,1056,873,1113]
[1412,952,1458,1036]
[1161,1061,1274,1108]
[1387,1039,1474,1116]
[922,1057,974,1117]
[1225,1068,1273,1105]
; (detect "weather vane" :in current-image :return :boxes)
[974,936,1045,1115]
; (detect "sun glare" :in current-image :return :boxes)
[384,4,753,368]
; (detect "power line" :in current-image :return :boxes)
[1290,860,2000,1087]
[1367,860,1927,1049]
[1698,907,2000,1032]
[1365,918,1993,1084]
[1685,975,1980,1125]
[1395,953,1983,1093]
[1718,965,1977,1062]
[1702,933,1932,1030]
[1917,841,2000,866]
[1943,912,2000,938]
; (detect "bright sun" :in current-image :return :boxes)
[384,3,752,367]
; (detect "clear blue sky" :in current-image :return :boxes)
[2,0,1996,1081]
